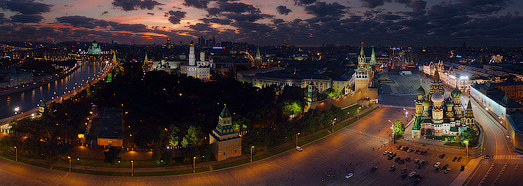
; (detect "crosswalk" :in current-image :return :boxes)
[492,155,523,160]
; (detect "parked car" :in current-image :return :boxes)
[452,157,457,161]
[439,154,446,159]
[399,159,405,164]
[405,157,411,162]
[457,157,462,162]
[383,151,389,155]
[434,168,439,173]
[395,157,401,162]
[371,166,378,172]
[408,171,417,177]
[414,178,421,185]
[389,165,396,172]
[415,150,420,154]
[421,151,427,155]
[398,146,403,150]
[345,173,353,179]
[414,159,420,164]
[404,147,409,151]
[401,168,407,173]
[434,162,441,168]
[401,173,408,179]
[442,164,449,170]
[444,168,451,174]
[296,146,303,152]
[485,155,490,159]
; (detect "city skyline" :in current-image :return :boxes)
[0,0,522,46]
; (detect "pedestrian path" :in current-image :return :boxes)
[493,155,523,160]
[344,128,389,142]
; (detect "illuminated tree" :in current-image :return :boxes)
[394,120,405,137]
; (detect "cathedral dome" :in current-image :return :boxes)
[417,86,425,96]
[422,100,430,107]
[445,97,454,106]
[451,88,462,98]
[431,91,444,103]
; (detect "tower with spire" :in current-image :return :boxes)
[209,105,242,161]
[254,46,262,67]
[355,43,370,97]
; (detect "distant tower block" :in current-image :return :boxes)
[209,105,242,161]
[166,38,172,49]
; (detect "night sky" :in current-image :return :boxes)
[0,0,522,46]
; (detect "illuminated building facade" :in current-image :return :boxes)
[412,70,475,138]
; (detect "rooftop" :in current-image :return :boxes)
[97,108,123,139]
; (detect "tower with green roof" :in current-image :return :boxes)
[209,105,242,161]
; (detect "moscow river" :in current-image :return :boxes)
[0,62,107,119]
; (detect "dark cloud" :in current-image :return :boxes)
[112,0,164,11]
[458,0,510,6]
[38,27,56,34]
[183,0,211,9]
[147,12,154,15]
[166,10,186,24]
[189,23,218,32]
[205,1,261,16]
[0,13,8,24]
[10,14,43,23]
[56,16,99,28]
[276,6,292,15]
[2,0,53,15]
[294,0,317,6]
[222,13,273,22]
[304,2,348,17]
[217,2,260,14]
[360,0,391,9]
[409,1,427,12]
[102,11,109,15]
[199,18,232,25]
[272,18,285,24]
[18,26,37,36]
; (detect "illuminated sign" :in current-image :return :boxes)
[213,47,226,49]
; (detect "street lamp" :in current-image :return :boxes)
[251,146,254,162]
[464,140,469,158]
[193,157,196,173]
[14,146,17,161]
[14,107,19,115]
[296,133,300,147]
[331,118,337,132]
[131,160,134,176]
[391,124,395,144]
[67,156,71,172]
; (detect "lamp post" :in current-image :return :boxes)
[67,156,71,172]
[251,146,254,162]
[331,118,337,132]
[131,160,134,176]
[193,157,196,173]
[14,146,17,161]
[391,124,395,144]
[296,133,300,147]
[464,140,469,158]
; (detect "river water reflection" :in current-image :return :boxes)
[0,62,106,119]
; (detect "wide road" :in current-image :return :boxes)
[2,107,457,186]
[464,98,520,186]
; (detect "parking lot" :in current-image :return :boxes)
[321,141,470,186]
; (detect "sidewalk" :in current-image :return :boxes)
[449,157,482,186]
[5,104,380,175]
